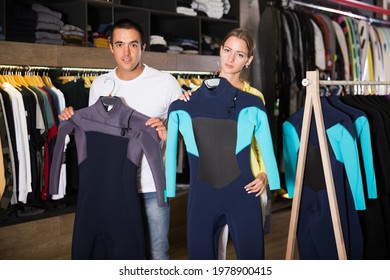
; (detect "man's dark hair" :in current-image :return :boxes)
[109,18,145,46]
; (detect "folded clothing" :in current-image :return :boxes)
[32,3,62,19]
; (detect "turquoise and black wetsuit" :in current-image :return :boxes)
[284,97,365,259]
[166,78,280,260]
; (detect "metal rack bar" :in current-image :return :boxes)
[302,78,390,86]
[326,0,390,17]
[0,64,213,76]
[291,0,390,25]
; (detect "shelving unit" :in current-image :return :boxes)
[0,0,240,72]
[0,0,239,53]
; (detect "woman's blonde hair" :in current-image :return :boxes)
[221,28,256,57]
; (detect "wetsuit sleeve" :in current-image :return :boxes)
[327,124,366,210]
[165,111,180,199]
[283,120,300,198]
[49,120,76,195]
[250,108,280,190]
[355,116,377,199]
[138,130,167,207]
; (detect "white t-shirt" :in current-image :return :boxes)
[89,64,182,193]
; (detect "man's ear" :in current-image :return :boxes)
[142,43,146,52]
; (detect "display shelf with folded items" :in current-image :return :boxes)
[1,0,239,55]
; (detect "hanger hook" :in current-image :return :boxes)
[104,77,116,96]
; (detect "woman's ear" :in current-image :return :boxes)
[245,56,254,68]
[244,56,253,68]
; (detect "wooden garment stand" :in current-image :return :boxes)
[285,70,347,260]
[284,71,390,260]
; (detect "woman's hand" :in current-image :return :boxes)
[179,90,192,102]
[146,118,167,141]
[58,106,75,121]
[244,172,268,197]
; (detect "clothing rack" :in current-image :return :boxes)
[0,64,213,77]
[0,64,111,71]
[326,0,390,17]
[0,64,113,76]
[285,70,390,260]
[290,0,390,25]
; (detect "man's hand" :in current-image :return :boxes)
[58,106,75,121]
[146,118,167,141]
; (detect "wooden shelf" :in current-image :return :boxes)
[0,41,218,72]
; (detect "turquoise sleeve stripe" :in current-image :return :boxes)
[175,111,198,156]
[356,117,377,199]
[236,108,256,153]
[327,124,366,210]
[327,123,344,163]
[354,116,364,137]
[165,110,199,199]
[239,107,280,191]
[283,121,300,198]
[165,112,179,199]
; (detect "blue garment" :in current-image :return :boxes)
[327,95,377,198]
[283,97,364,259]
[165,78,280,259]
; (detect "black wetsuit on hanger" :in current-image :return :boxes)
[50,97,167,259]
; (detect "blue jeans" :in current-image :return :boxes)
[139,192,170,260]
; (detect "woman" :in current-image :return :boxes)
[182,28,269,198]
[168,28,279,259]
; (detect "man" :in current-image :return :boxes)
[59,18,182,259]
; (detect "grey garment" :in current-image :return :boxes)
[318,14,337,79]
[61,24,85,33]
[0,95,15,209]
[36,12,64,27]
[36,22,61,32]
[49,96,167,207]
[35,31,62,40]
[60,30,85,37]
[290,11,305,86]
[281,13,299,116]
[32,3,62,19]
